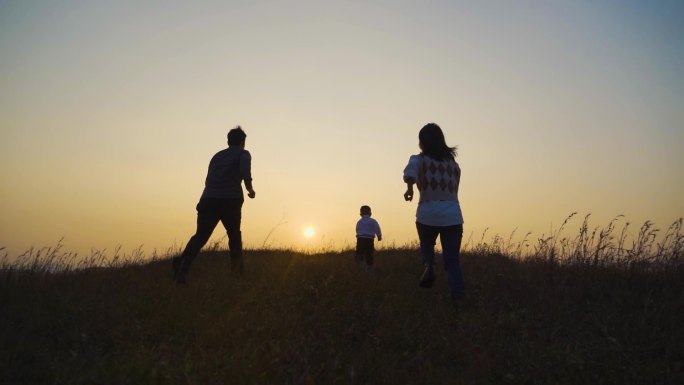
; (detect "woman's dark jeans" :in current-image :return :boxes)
[416,222,464,299]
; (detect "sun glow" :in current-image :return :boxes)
[303,227,315,238]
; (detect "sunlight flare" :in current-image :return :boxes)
[303,227,315,238]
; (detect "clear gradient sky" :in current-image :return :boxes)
[1,0,683,258]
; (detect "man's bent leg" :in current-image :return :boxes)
[175,200,220,282]
[228,229,243,272]
[221,199,244,273]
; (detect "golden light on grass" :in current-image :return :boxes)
[303,227,315,238]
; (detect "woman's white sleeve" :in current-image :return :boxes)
[403,155,420,179]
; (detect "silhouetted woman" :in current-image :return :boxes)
[403,123,465,304]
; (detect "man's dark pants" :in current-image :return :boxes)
[175,197,244,280]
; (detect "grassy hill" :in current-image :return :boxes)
[1,242,682,385]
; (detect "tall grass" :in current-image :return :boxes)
[1,215,682,384]
[3,214,682,273]
[466,213,683,268]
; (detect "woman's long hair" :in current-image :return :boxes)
[419,123,457,161]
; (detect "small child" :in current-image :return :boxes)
[355,205,382,271]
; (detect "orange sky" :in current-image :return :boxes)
[1,1,683,258]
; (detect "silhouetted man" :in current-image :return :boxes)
[173,126,256,283]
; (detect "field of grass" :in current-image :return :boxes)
[1,216,683,384]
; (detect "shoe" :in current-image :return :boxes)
[451,293,466,311]
[172,256,182,280]
[419,265,435,288]
[172,256,188,284]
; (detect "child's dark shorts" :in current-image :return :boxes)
[355,237,375,266]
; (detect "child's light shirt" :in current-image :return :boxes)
[404,154,464,227]
[356,216,382,239]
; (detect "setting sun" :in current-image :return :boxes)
[303,227,315,238]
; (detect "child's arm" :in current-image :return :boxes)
[375,220,382,241]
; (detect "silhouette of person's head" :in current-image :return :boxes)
[419,123,456,161]
[228,126,247,147]
[360,205,372,216]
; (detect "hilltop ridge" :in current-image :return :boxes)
[1,248,682,384]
